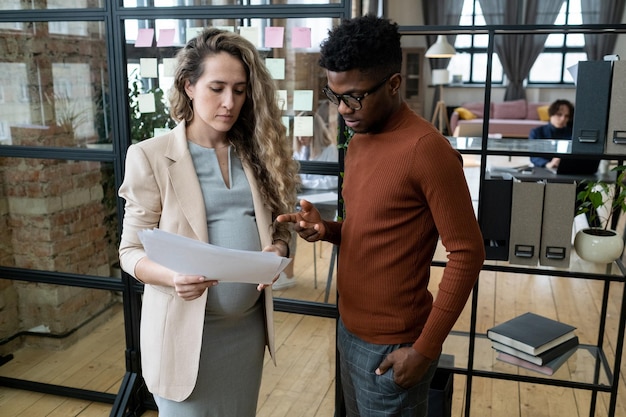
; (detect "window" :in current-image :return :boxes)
[449,0,504,84]
[528,0,585,83]
[451,0,583,85]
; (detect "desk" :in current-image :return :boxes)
[488,166,616,183]
[447,136,571,154]
[297,190,337,203]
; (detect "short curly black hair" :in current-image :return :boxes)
[319,14,402,78]
[548,99,574,117]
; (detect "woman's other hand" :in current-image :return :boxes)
[173,273,218,301]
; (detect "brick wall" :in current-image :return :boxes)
[0,126,114,351]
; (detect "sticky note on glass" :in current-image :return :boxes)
[157,28,176,47]
[135,28,154,47]
[265,58,285,80]
[162,58,177,77]
[140,58,158,78]
[239,26,260,48]
[294,115,313,137]
[293,90,313,111]
[276,90,287,111]
[292,27,312,48]
[153,127,171,137]
[265,26,284,48]
[138,93,156,113]
[186,27,203,43]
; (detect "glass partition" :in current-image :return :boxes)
[122,0,342,7]
[0,21,110,148]
[0,0,104,10]
[0,293,124,392]
[124,16,338,138]
[123,16,342,303]
[0,158,119,277]
[0,3,348,414]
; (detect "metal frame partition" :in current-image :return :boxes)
[401,22,626,417]
[4,5,625,416]
[0,2,349,416]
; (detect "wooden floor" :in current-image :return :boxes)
[2,159,626,416]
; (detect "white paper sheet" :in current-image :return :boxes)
[138,229,291,285]
[297,191,338,204]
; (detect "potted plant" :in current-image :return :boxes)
[128,68,176,143]
[574,165,626,263]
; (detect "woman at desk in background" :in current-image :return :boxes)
[273,112,338,290]
[529,99,574,169]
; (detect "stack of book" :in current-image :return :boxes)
[487,312,579,376]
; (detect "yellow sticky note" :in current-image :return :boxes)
[239,26,260,48]
[153,127,171,137]
[162,58,177,77]
[294,115,313,137]
[186,27,203,43]
[138,93,156,113]
[140,58,158,78]
[293,90,313,111]
[265,58,285,80]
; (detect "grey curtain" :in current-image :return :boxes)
[581,0,626,60]
[478,0,563,100]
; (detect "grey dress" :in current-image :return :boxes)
[154,142,265,417]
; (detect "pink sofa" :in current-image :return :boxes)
[450,99,549,138]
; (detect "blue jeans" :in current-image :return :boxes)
[338,319,439,417]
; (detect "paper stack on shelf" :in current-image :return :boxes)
[487,312,579,375]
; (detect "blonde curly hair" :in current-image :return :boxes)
[169,27,299,241]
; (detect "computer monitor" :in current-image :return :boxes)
[556,158,601,175]
[453,123,483,138]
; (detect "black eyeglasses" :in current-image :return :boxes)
[322,76,391,111]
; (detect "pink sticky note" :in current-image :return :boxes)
[157,28,176,47]
[135,28,154,48]
[265,26,284,48]
[292,27,311,48]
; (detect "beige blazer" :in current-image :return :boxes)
[118,122,276,402]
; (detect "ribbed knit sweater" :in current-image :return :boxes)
[324,102,485,360]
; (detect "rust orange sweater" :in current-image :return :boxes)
[324,103,485,360]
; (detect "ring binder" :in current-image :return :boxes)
[508,180,545,266]
[571,60,613,155]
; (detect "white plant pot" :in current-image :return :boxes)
[574,228,625,264]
